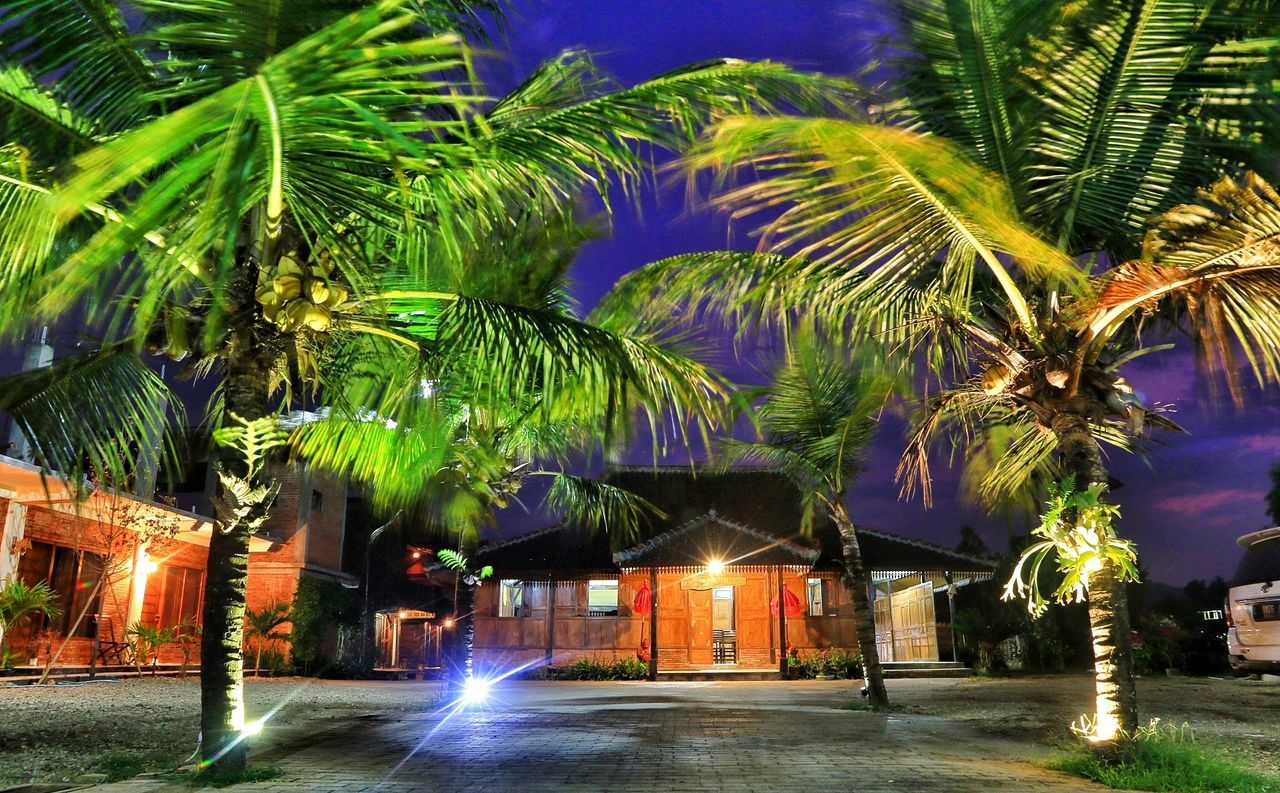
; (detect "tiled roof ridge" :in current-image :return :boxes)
[473,523,567,557]
[852,525,995,569]
[612,510,820,565]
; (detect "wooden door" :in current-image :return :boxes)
[737,574,771,663]
[688,589,713,665]
[891,582,938,661]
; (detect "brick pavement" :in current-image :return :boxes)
[91,681,1111,793]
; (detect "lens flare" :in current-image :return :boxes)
[461,676,491,705]
[707,559,725,575]
[241,718,265,737]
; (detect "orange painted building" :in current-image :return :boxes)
[0,454,352,671]
[468,469,995,677]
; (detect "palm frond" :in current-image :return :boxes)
[0,65,100,160]
[1025,0,1273,252]
[542,474,662,540]
[0,346,184,490]
[1088,171,1280,404]
[683,116,1079,335]
[4,4,477,338]
[898,0,1050,194]
[0,0,156,133]
[730,338,895,518]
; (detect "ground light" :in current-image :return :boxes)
[461,676,492,706]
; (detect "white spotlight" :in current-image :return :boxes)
[461,676,491,706]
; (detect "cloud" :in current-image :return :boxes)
[1153,487,1263,516]
[1236,434,1280,456]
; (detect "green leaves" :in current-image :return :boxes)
[1024,0,1274,252]
[899,0,1048,192]
[0,577,61,634]
[542,474,662,540]
[720,337,897,529]
[211,413,288,533]
[436,548,491,579]
[212,413,289,480]
[681,116,1076,335]
[1002,479,1139,616]
[1088,172,1280,403]
[0,345,184,491]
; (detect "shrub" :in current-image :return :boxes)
[557,656,648,680]
[289,577,361,675]
[788,648,862,679]
[1049,721,1280,792]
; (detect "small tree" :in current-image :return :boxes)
[718,338,898,708]
[39,484,181,682]
[1004,479,1140,743]
[245,603,292,678]
[0,578,61,664]
[436,548,492,687]
[128,622,177,675]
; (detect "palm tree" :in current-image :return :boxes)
[0,1,840,769]
[718,339,897,707]
[0,578,61,657]
[601,0,1280,745]
[244,602,291,678]
[293,209,687,691]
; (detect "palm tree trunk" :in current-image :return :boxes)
[200,276,275,773]
[450,578,477,691]
[830,499,889,708]
[1051,412,1138,743]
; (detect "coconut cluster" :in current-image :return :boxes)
[256,252,350,333]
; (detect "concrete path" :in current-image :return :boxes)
[93,680,1110,792]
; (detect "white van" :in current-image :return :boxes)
[1227,527,1280,672]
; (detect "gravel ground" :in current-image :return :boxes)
[889,674,1280,776]
[2,673,1277,786]
[0,676,443,785]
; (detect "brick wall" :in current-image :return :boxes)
[303,471,346,572]
[1,461,349,671]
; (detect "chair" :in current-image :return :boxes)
[94,613,132,666]
[712,629,737,664]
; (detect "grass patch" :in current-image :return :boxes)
[164,764,284,788]
[1049,723,1280,793]
[94,751,178,782]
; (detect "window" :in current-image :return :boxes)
[498,580,523,618]
[806,578,826,617]
[587,580,619,616]
[158,565,204,631]
[15,540,104,639]
[310,489,324,512]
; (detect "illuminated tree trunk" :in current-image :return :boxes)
[831,499,889,708]
[200,272,274,773]
[1051,411,1138,743]
[449,577,477,690]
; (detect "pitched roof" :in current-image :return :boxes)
[473,467,994,577]
[612,511,820,567]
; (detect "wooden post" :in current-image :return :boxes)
[545,580,556,669]
[945,572,958,663]
[776,567,787,679]
[884,578,896,662]
[648,567,658,681]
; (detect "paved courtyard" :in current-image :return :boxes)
[91,680,1109,793]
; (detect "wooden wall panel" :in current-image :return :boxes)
[687,588,712,664]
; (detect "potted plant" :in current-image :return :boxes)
[786,646,802,680]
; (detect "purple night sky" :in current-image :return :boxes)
[481,1,1280,585]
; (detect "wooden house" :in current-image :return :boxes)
[0,453,354,672]
[468,468,994,677]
